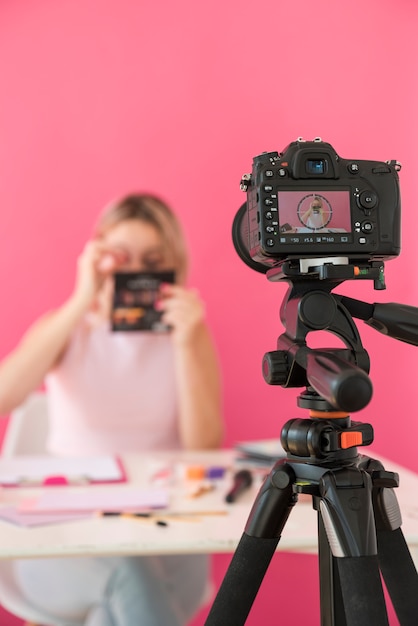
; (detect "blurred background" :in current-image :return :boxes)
[0,0,416,623]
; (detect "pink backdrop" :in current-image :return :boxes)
[0,1,416,624]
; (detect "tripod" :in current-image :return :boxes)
[205,259,418,626]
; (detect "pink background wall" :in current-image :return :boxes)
[0,0,416,624]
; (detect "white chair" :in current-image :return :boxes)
[0,392,65,626]
[0,560,58,626]
[1,392,50,457]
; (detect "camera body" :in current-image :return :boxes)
[239,138,401,268]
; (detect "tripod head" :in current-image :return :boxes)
[261,256,418,464]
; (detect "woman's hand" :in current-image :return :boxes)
[157,283,223,449]
[71,240,127,312]
[0,238,129,415]
[157,284,206,346]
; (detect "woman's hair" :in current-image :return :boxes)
[95,193,189,284]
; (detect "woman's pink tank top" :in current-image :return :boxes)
[45,321,179,456]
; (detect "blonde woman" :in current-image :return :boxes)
[0,194,223,626]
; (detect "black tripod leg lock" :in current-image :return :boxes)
[372,472,403,531]
[358,455,402,531]
[318,466,378,557]
[245,460,298,538]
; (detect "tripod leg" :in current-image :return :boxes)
[317,505,389,626]
[361,455,418,624]
[378,528,418,625]
[318,514,346,626]
[335,555,389,626]
[204,461,297,626]
[318,466,390,626]
[204,533,279,626]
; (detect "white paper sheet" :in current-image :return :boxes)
[0,455,125,485]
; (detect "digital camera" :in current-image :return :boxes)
[233,138,401,273]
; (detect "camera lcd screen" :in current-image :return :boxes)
[277,189,352,244]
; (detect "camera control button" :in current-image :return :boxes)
[263,185,273,192]
[358,190,377,209]
[266,239,275,247]
[265,211,273,220]
[359,237,367,244]
[348,163,360,174]
[278,168,287,177]
[361,221,374,233]
[264,198,274,206]
[266,226,275,233]
[265,170,274,177]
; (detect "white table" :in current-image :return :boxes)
[0,450,416,565]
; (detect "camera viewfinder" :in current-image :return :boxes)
[306,158,327,175]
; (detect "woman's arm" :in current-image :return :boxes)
[300,207,313,224]
[158,285,224,450]
[0,297,88,414]
[0,240,123,415]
